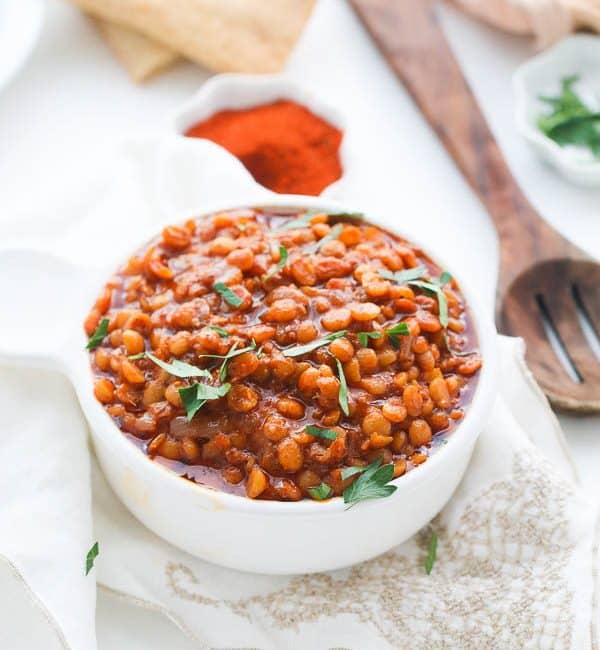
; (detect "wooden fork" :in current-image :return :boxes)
[351,0,600,412]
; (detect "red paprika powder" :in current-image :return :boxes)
[185,100,343,195]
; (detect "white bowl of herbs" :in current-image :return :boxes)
[514,34,600,186]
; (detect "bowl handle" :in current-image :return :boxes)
[0,248,96,372]
[155,137,274,215]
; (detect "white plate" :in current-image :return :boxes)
[0,0,44,94]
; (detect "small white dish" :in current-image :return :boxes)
[171,73,352,197]
[0,0,44,94]
[514,34,600,186]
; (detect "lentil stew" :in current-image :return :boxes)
[85,207,482,501]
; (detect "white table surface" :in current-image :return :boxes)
[1,0,599,647]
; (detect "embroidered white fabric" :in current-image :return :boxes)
[0,138,597,650]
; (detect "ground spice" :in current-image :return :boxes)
[185,100,343,195]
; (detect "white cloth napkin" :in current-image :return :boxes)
[0,137,598,650]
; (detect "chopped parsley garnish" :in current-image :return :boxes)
[425,530,438,575]
[85,541,99,576]
[208,325,229,337]
[386,322,410,347]
[214,282,242,307]
[144,352,212,378]
[275,212,316,232]
[306,425,338,441]
[305,223,343,254]
[409,274,451,328]
[357,331,382,347]
[264,245,288,280]
[86,318,109,350]
[342,458,397,507]
[179,382,231,420]
[334,357,349,416]
[275,210,363,232]
[378,265,427,285]
[308,483,332,500]
[537,75,600,158]
[283,330,347,357]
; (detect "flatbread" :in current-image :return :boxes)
[68,0,316,74]
[91,16,181,82]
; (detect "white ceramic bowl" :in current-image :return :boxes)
[0,159,497,575]
[514,34,600,186]
[170,73,352,197]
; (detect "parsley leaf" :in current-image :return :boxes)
[179,382,231,420]
[275,210,363,232]
[85,541,99,576]
[305,223,343,254]
[378,265,427,285]
[537,75,600,159]
[386,322,410,347]
[86,318,109,350]
[342,458,397,506]
[306,425,338,441]
[308,483,332,500]
[214,282,242,307]
[407,272,451,328]
[264,245,288,280]
[283,330,347,357]
[208,325,228,337]
[144,352,212,378]
[425,530,438,575]
[334,357,349,416]
[357,331,382,347]
[275,212,316,232]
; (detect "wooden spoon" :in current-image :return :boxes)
[351,0,600,412]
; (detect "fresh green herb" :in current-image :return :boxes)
[357,331,382,347]
[425,531,438,575]
[275,210,364,232]
[342,458,397,507]
[275,212,316,232]
[305,223,343,254]
[341,464,371,481]
[334,357,349,416]
[378,265,427,285]
[218,341,239,382]
[144,352,212,379]
[214,282,242,307]
[386,322,410,348]
[306,425,338,441]
[438,271,452,286]
[326,211,364,220]
[407,272,451,328]
[195,342,256,363]
[86,318,109,350]
[537,75,600,158]
[208,325,229,338]
[179,381,231,420]
[283,330,347,357]
[264,245,288,280]
[85,541,99,576]
[442,331,475,357]
[308,483,332,500]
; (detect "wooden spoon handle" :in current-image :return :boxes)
[350,0,579,295]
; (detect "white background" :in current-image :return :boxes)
[0,0,599,647]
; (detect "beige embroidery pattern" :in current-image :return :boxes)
[167,455,577,649]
